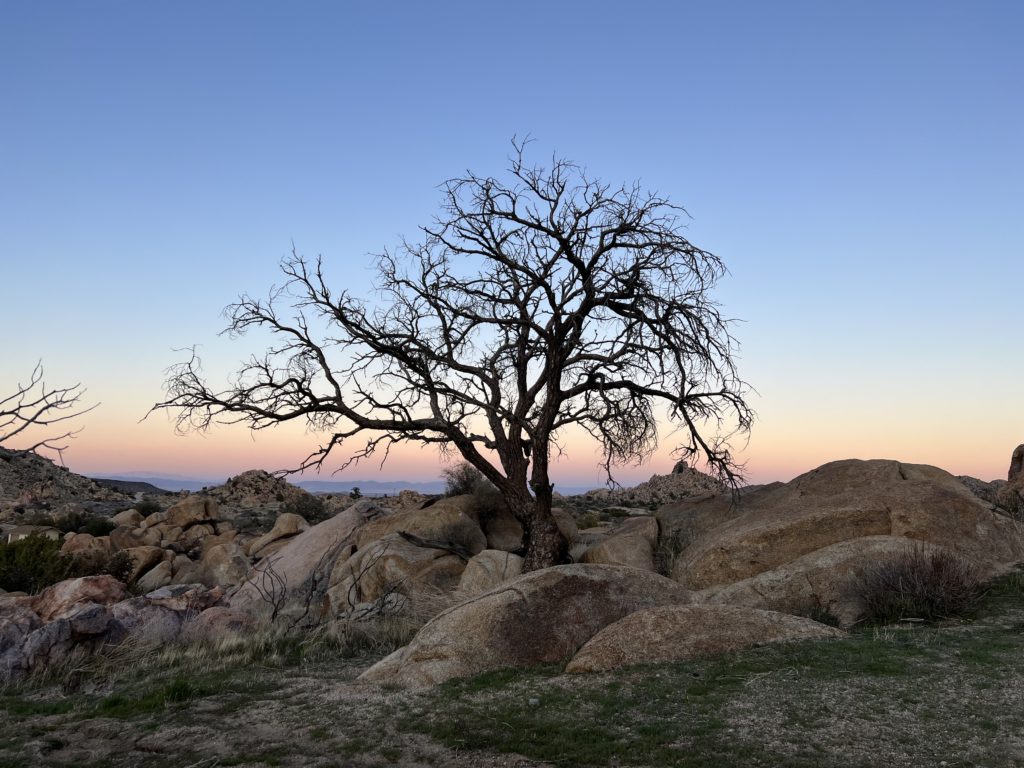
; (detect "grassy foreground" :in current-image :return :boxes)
[4,573,1024,767]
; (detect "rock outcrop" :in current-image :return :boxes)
[456,550,524,596]
[564,604,843,673]
[669,460,1024,591]
[0,577,226,678]
[695,535,948,626]
[579,516,658,571]
[581,467,724,508]
[359,564,690,688]
[229,500,387,621]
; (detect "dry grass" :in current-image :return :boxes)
[849,544,985,624]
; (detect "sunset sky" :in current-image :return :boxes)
[2,2,1021,488]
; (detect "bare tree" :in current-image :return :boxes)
[154,142,753,569]
[0,361,97,463]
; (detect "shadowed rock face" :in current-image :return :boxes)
[694,535,952,626]
[1010,444,1024,482]
[668,459,1024,591]
[358,564,690,689]
[565,604,844,673]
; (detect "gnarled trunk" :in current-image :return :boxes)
[517,498,568,571]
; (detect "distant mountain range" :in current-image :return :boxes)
[91,472,448,496]
[89,471,593,496]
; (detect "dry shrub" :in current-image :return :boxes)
[850,544,984,624]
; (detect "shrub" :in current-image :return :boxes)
[52,509,88,533]
[79,517,117,537]
[0,536,76,593]
[441,462,508,523]
[0,535,135,593]
[101,550,133,584]
[850,545,984,625]
[442,462,486,497]
[281,493,329,524]
[134,498,162,516]
[654,527,693,578]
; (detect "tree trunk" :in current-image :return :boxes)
[520,500,568,571]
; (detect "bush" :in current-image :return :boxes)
[134,498,162,517]
[0,535,135,593]
[440,462,509,522]
[80,517,117,537]
[281,493,329,524]
[850,545,984,624]
[0,536,76,593]
[442,462,488,497]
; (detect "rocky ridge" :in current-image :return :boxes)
[580,465,724,507]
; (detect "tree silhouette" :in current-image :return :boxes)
[155,142,753,569]
[0,361,97,464]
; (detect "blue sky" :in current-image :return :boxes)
[1,2,1021,485]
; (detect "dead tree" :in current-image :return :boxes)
[153,141,753,570]
[0,361,97,463]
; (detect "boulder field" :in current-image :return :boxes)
[4,454,1024,687]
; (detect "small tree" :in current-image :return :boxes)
[155,142,752,570]
[0,361,97,463]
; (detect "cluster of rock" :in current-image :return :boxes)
[0,447,128,513]
[0,575,249,678]
[5,446,1024,690]
[59,495,314,593]
[357,455,1024,688]
[580,465,724,507]
[205,469,311,511]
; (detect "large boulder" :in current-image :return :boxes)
[110,598,184,646]
[124,546,166,583]
[670,460,1024,590]
[60,533,114,565]
[136,561,173,592]
[111,508,144,527]
[246,512,310,558]
[30,575,126,622]
[326,533,466,614]
[565,604,844,673]
[181,606,256,642]
[456,550,524,596]
[359,564,690,688]
[580,516,658,571]
[1010,444,1024,482]
[229,500,386,620]
[199,542,250,586]
[164,496,219,529]
[354,502,486,556]
[696,535,948,626]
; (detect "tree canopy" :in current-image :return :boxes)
[156,142,752,568]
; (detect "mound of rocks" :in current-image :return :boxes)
[0,447,129,511]
[358,564,691,688]
[205,469,312,510]
[580,466,723,508]
[0,576,228,679]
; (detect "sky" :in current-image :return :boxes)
[1,1,1021,488]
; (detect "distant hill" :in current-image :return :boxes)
[296,479,446,496]
[91,478,175,496]
[90,473,221,493]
